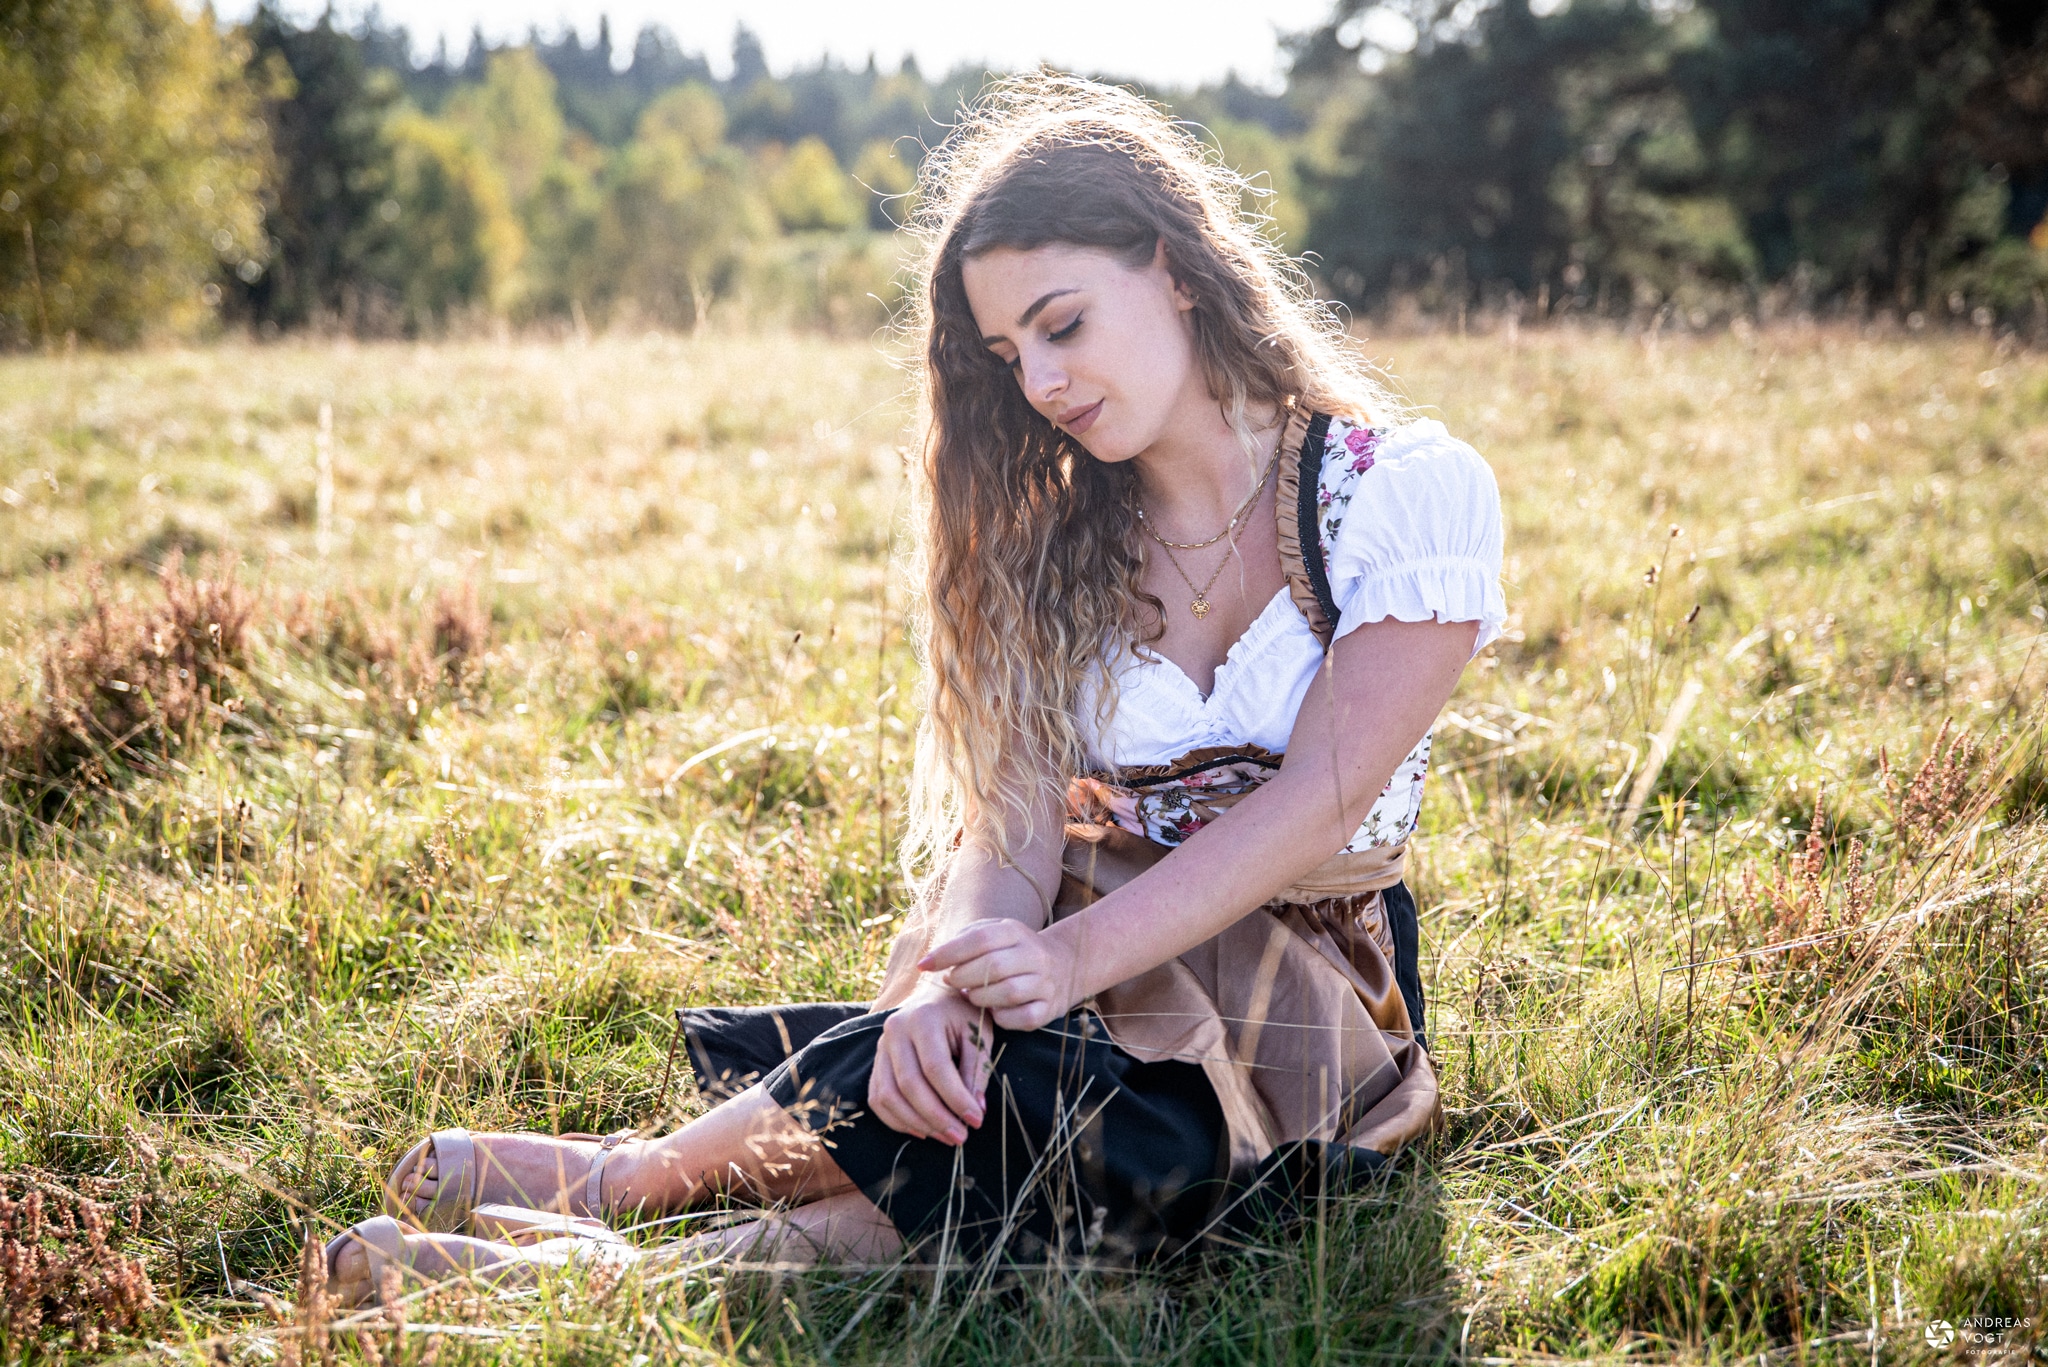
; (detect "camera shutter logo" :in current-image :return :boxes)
[1926,1320,1956,1347]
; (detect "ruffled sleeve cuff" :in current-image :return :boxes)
[1333,554,1510,655]
[1325,418,1508,658]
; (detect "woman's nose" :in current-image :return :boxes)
[1018,350,1065,409]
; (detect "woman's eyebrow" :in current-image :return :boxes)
[981,288,1081,346]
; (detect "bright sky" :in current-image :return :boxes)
[234,0,1339,90]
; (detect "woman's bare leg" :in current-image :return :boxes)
[656,1192,904,1267]
[332,1190,904,1304]
[395,1084,863,1221]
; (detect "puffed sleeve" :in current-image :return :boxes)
[1325,418,1507,656]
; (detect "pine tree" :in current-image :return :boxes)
[237,2,400,328]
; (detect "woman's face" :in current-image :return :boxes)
[961,240,1201,463]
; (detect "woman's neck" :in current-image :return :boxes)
[1129,399,1285,540]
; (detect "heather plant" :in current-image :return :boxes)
[0,1180,157,1354]
[0,554,257,813]
[0,323,2043,1363]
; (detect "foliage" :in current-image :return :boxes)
[9,2,2047,343]
[376,108,525,324]
[851,138,918,230]
[234,2,401,330]
[593,85,765,328]
[0,1180,157,1354]
[0,0,270,346]
[439,49,607,320]
[1,326,2045,1361]
[1298,0,2048,321]
[767,137,864,232]
[0,555,257,815]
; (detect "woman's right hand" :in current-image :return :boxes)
[868,981,991,1145]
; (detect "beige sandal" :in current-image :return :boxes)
[383,1127,637,1231]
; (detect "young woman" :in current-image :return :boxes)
[324,74,1505,1300]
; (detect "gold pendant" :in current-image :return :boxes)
[1190,595,1211,619]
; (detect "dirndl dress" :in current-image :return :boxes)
[676,404,1503,1264]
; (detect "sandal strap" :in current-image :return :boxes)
[327,1215,408,1304]
[584,1129,633,1215]
[470,1202,627,1244]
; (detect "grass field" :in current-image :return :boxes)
[2,324,2046,1364]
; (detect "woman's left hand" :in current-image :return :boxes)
[919,918,1078,1032]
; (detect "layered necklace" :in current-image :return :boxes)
[1135,443,1282,620]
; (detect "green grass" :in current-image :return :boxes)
[1,324,2045,1364]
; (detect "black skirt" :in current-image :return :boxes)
[681,1003,1228,1263]
[677,884,1428,1264]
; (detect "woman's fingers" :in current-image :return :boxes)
[866,1048,920,1136]
[910,1027,983,1131]
[870,1029,939,1138]
[918,918,1026,972]
[877,1020,968,1142]
[876,1043,951,1140]
[955,1017,993,1108]
[893,1052,966,1142]
[991,999,1056,1032]
[936,946,1035,994]
[960,975,1046,1011]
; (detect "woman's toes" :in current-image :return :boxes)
[326,1241,374,1304]
[401,1155,440,1211]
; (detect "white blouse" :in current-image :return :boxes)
[1077,417,1506,851]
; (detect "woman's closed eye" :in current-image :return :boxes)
[993,315,1082,372]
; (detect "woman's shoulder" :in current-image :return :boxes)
[1313,411,1508,649]
[1320,414,1497,496]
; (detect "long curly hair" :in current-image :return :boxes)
[902,73,1402,878]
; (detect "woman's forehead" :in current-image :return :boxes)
[962,245,1128,326]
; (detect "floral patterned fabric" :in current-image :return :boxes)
[1073,734,1431,853]
[1320,424,1382,555]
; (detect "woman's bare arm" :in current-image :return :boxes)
[922,616,1479,1026]
[926,792,1067,940]
[865,781,1065,1143]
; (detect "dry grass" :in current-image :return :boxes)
[0,322,2044,1363]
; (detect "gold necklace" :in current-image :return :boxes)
[1151,537,1234,619]
[1135,445,1282,550]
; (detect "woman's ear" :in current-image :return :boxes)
[1153,236,1198,312]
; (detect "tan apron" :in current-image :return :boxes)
[874,406,1442,1183]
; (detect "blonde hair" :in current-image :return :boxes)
[901,73,1402,878]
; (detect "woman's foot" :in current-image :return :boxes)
[325,1209,632,1307]
[387,1129,644,1229]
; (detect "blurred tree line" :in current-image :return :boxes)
[1294,0,2048,326]
[2,0,2044,347]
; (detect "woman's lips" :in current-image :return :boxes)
[1058,399,1103,435]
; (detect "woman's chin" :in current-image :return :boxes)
[1073,430,1141,465]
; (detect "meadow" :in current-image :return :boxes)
[1,322,2045,1364]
